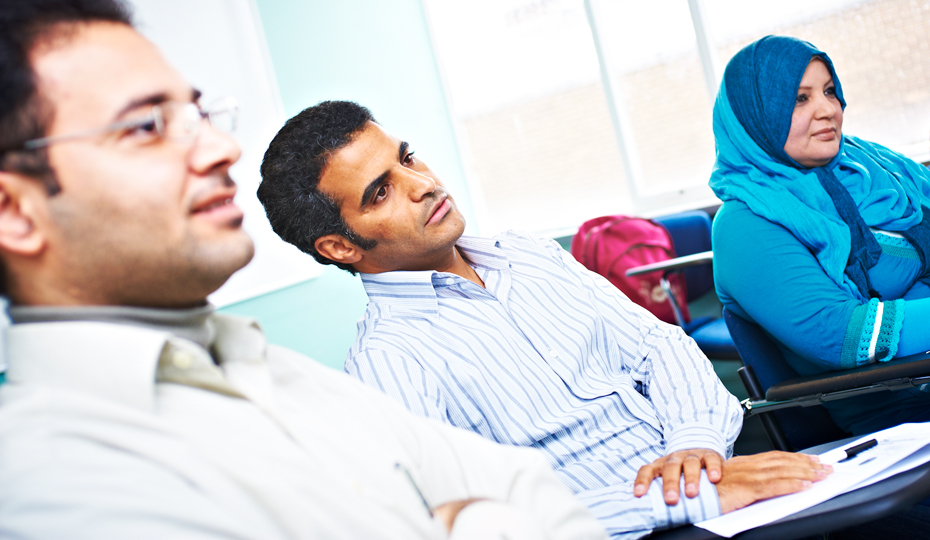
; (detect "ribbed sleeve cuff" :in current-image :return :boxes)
[845,298,906,367]
[877,299,905,362]
[665,423,728,457]
[648,471,721,530]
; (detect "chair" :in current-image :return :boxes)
[626,210,740,360]
[724,307,930,451]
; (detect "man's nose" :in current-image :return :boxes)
[402,168,437,200]
[189,121,242,174]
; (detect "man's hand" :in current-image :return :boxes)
[434,498,485,532]
[714,451,831,513]
[437,498,550,540]
[633,448,725,504]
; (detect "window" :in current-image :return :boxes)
[703,0,930,160]
[424,0,930,235]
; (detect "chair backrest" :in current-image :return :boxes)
[653,210,714,302]
[723,307,849,450]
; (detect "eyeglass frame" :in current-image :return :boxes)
[3,96,239,153]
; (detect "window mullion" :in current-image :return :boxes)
[687,0,722,105]
[584,0,644,206]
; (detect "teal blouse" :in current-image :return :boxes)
[714,201,930,435]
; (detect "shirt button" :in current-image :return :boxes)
[172,351,195,369]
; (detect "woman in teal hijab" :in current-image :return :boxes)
[711,35,930,435]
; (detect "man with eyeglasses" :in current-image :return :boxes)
[0,2,607,539]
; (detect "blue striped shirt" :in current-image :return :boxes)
[346,231,742,538]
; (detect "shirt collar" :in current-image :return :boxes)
[4,313,265,411]
[359,236,510,316]
[456,235,511,271]
[9,303,217,350]
[6,321,174,411]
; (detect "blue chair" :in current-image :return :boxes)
[723,307,847,450]
[724,307,930,451]
[627,210,740,360]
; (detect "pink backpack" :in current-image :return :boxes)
[570,215,690,325]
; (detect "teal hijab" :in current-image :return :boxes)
[709,35,930,301]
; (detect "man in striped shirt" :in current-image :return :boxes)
[258,100,831,539]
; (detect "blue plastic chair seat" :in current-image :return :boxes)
[686,318,741,360]
[724,307,849,449]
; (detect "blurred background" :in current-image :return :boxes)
[128,0,930,368]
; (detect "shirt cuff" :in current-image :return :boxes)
[665,422,728,457]
[648,470,722,531]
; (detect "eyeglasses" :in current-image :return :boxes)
[13,96,239,151]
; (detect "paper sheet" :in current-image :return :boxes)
[695,422,930,538]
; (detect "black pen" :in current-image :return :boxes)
[840,438,878,461]
[820,439,878,463]
[822,438,878,464]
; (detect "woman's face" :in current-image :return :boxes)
[783,59,844,167]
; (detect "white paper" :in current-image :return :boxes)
[696,422,930,538]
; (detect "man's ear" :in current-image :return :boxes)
[315,234,363,266]
[0,171,47,257]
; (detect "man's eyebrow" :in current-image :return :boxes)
[113,88,202,120]
[359,141,410,208]
[398,140,409,163]
[360,171,389,208]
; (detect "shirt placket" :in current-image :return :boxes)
[475,265,561,369]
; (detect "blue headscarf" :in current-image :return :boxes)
[709,35,930,301]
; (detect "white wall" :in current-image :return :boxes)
[129,0,323,307]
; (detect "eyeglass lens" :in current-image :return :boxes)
[161,101,237,139]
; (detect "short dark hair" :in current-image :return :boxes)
[0,0,133,194]
[0,0,132,298]
[258,100,378,274]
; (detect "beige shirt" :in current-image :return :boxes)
[0,314,606,540]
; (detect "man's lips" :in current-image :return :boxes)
[191,191,243,224]
[194,197,234,212]
[426,197,451,226]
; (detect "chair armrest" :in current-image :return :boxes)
[625,251,713,277]
[766,350,930,401]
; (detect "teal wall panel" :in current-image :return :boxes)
[220,266,367,369]
[220,0,469,368]
[253,0,473,223]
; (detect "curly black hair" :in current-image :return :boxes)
[258,100,379,274]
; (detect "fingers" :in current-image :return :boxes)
[731,450,823,466]
[634,449,727,502]
[633,448,728,505]
[727,452,831,478]
[634,461,660,497]
[718,476,816,514]
[727,452,832,484]
[761,477,815,498]
[671,449,724,501]
[682,453,704,498]
[704,451,724,483]
[717,452,833,514]
[661,455,683,504]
